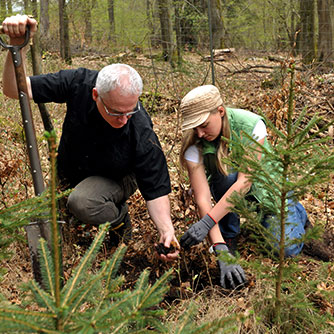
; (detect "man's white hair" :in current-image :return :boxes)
[95,63,143,97]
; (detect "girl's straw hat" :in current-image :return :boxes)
[180,85,222,131]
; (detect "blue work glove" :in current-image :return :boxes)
[213,243,246,290]
[180,214,216,248]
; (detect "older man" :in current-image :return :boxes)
[2,14,179,260]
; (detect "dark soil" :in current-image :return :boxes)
[59,210,334,306]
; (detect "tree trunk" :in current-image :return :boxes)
[23,0,30,13]
[40,0,50,50]
[146,0,156,47]
[174,0,183,65]
[209,0,224,49]
[83,0,92,45]
[317,0,333,65]
[157,0,174,65]
[290,0,297,54]
[299,0,316,64]
[59,0,65,58]
[58,0,71,64]
[0,0,6,19]
[6,0,12,14]
[262,1,267,50]
[30,0,42,74]
[107,0,115,42]
[31,0,54,133]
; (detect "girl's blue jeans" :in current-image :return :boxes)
[210,172,308,257]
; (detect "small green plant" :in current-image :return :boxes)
[0,180,67,275]
[225,61,334,330]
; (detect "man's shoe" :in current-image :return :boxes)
[302,239,332,262]
[118,211,132,244]
[302,220,332,262]
[107,203,132,246]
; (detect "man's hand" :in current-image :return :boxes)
[213,243,246,290]
[180,214,216,248]
[146,196,180,262]
[2,14,37,42]
[157,233,180,262]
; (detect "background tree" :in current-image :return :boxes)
[23,0,29,13]
[298,0,316,63]
[30,0,54,133]
[83,0,92,45]
[179,0,206,49]
[273,1,290,50]
[289,0,298,52]
[107,0,115,42]
[58,0,71,64]
[317,0,333,65]
[146,0,156,47]
[157,0,174,64]
[174,0,183,65]
[220,0,258,49]
[6,0,12,15]
[39,0,50,50]
[209,0,224,48]
[0,0,6,20]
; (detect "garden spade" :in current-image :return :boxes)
[0,27,52,285]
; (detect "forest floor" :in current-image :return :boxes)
[1,49,334,332]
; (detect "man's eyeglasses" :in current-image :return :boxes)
[99,96,140,117]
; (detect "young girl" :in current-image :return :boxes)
[179,85,308,289]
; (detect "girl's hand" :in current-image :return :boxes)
[180,214,216,248]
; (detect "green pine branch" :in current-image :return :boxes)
[61,222,110,306]
[223,61,334,325]
[38,238,56,296]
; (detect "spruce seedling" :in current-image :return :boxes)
[224,61,334,325]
